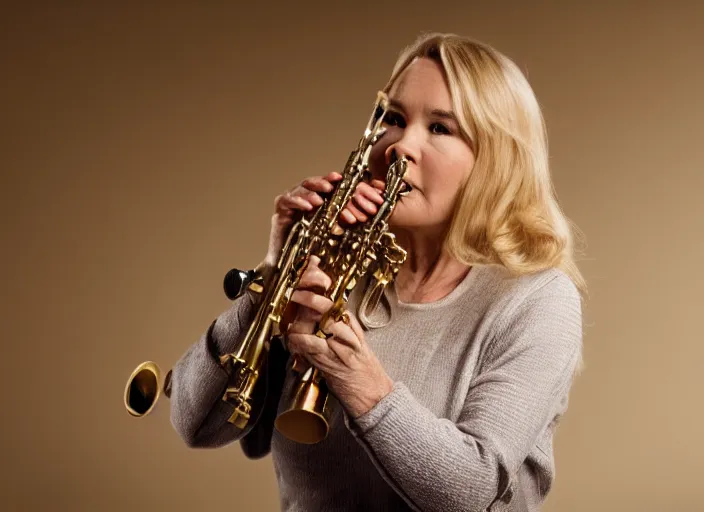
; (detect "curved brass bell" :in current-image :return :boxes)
[274,365,332,444]
[124,361,172,418]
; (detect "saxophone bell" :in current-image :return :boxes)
[124,361,172,418]
[274,365,332,445]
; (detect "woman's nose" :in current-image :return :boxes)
[384,140,417,167]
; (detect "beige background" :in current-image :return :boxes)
[1,2,702,511]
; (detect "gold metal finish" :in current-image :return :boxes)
[124,361,172,417]
[340,311,351,325]
[124,91,410,445]
[274,366,332,445]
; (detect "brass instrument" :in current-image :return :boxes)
[123,91,411,444]
[124,361,171,417]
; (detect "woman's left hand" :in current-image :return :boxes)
[285,256,394,419]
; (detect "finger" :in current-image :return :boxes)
[287,315,318,335]
[326,336,357,364]
[298,255,328,292]
[356,182,385,204]
[292,186,325,207]
[297,264,332,294]
[299,176,333,193]
[291,305,323,327]
[307,254,321,268]
[301,173,342,193]
[275,192,314,213]
[340,209,357,224]
[290,289,334,315]
[286,333,329,358]
[369,179,386,193]
[344,202,368,222]
[321,317,359,350]
[345,311,366,342]
[352,192,380,215]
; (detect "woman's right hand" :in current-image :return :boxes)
[263,172,386,268]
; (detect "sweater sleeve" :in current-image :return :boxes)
[344,273,583,512]
[168,288,288,457]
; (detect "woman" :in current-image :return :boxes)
[169,32,587,512]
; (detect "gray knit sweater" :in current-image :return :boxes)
[169,263,583,512]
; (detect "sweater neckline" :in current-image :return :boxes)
[385,265,480,311]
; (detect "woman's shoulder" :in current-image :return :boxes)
[475,264,581,305]
[473,265,585,371]
[469,264,583,334]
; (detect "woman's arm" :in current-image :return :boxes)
[168,285,288,457]
[168,170,354,452]
[344,274,583,512]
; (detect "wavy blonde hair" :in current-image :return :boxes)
[383,33,588,298]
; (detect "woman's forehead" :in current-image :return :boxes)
[388,58,453,111]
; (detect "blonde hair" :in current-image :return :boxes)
[383,33,588,298]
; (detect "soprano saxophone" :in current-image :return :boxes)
[123,91,410,445]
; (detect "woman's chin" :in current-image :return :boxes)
[388,211,447,236]
[388,215,419,231]
[388,202,418,228]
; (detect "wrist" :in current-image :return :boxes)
[256,258,278,282]
[260,254,277,269]
[344,375,394,419]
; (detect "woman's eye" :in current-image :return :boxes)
[430,123,450,135]
[383,112,405,128]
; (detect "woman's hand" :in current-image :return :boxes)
[263,173,386,267]
[285,256,394,419]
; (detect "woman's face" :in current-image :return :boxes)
[369,57,476,235]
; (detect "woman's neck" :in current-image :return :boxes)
[392,228,471,304]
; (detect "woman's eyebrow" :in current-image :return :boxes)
[429,109,458,122]
[387,98,406,112]
[387,98,457,123]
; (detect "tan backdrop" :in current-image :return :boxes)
[2,2,702,511]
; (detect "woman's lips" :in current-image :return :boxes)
[368,176,416,196]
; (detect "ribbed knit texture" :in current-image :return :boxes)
[169,264,583,512]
